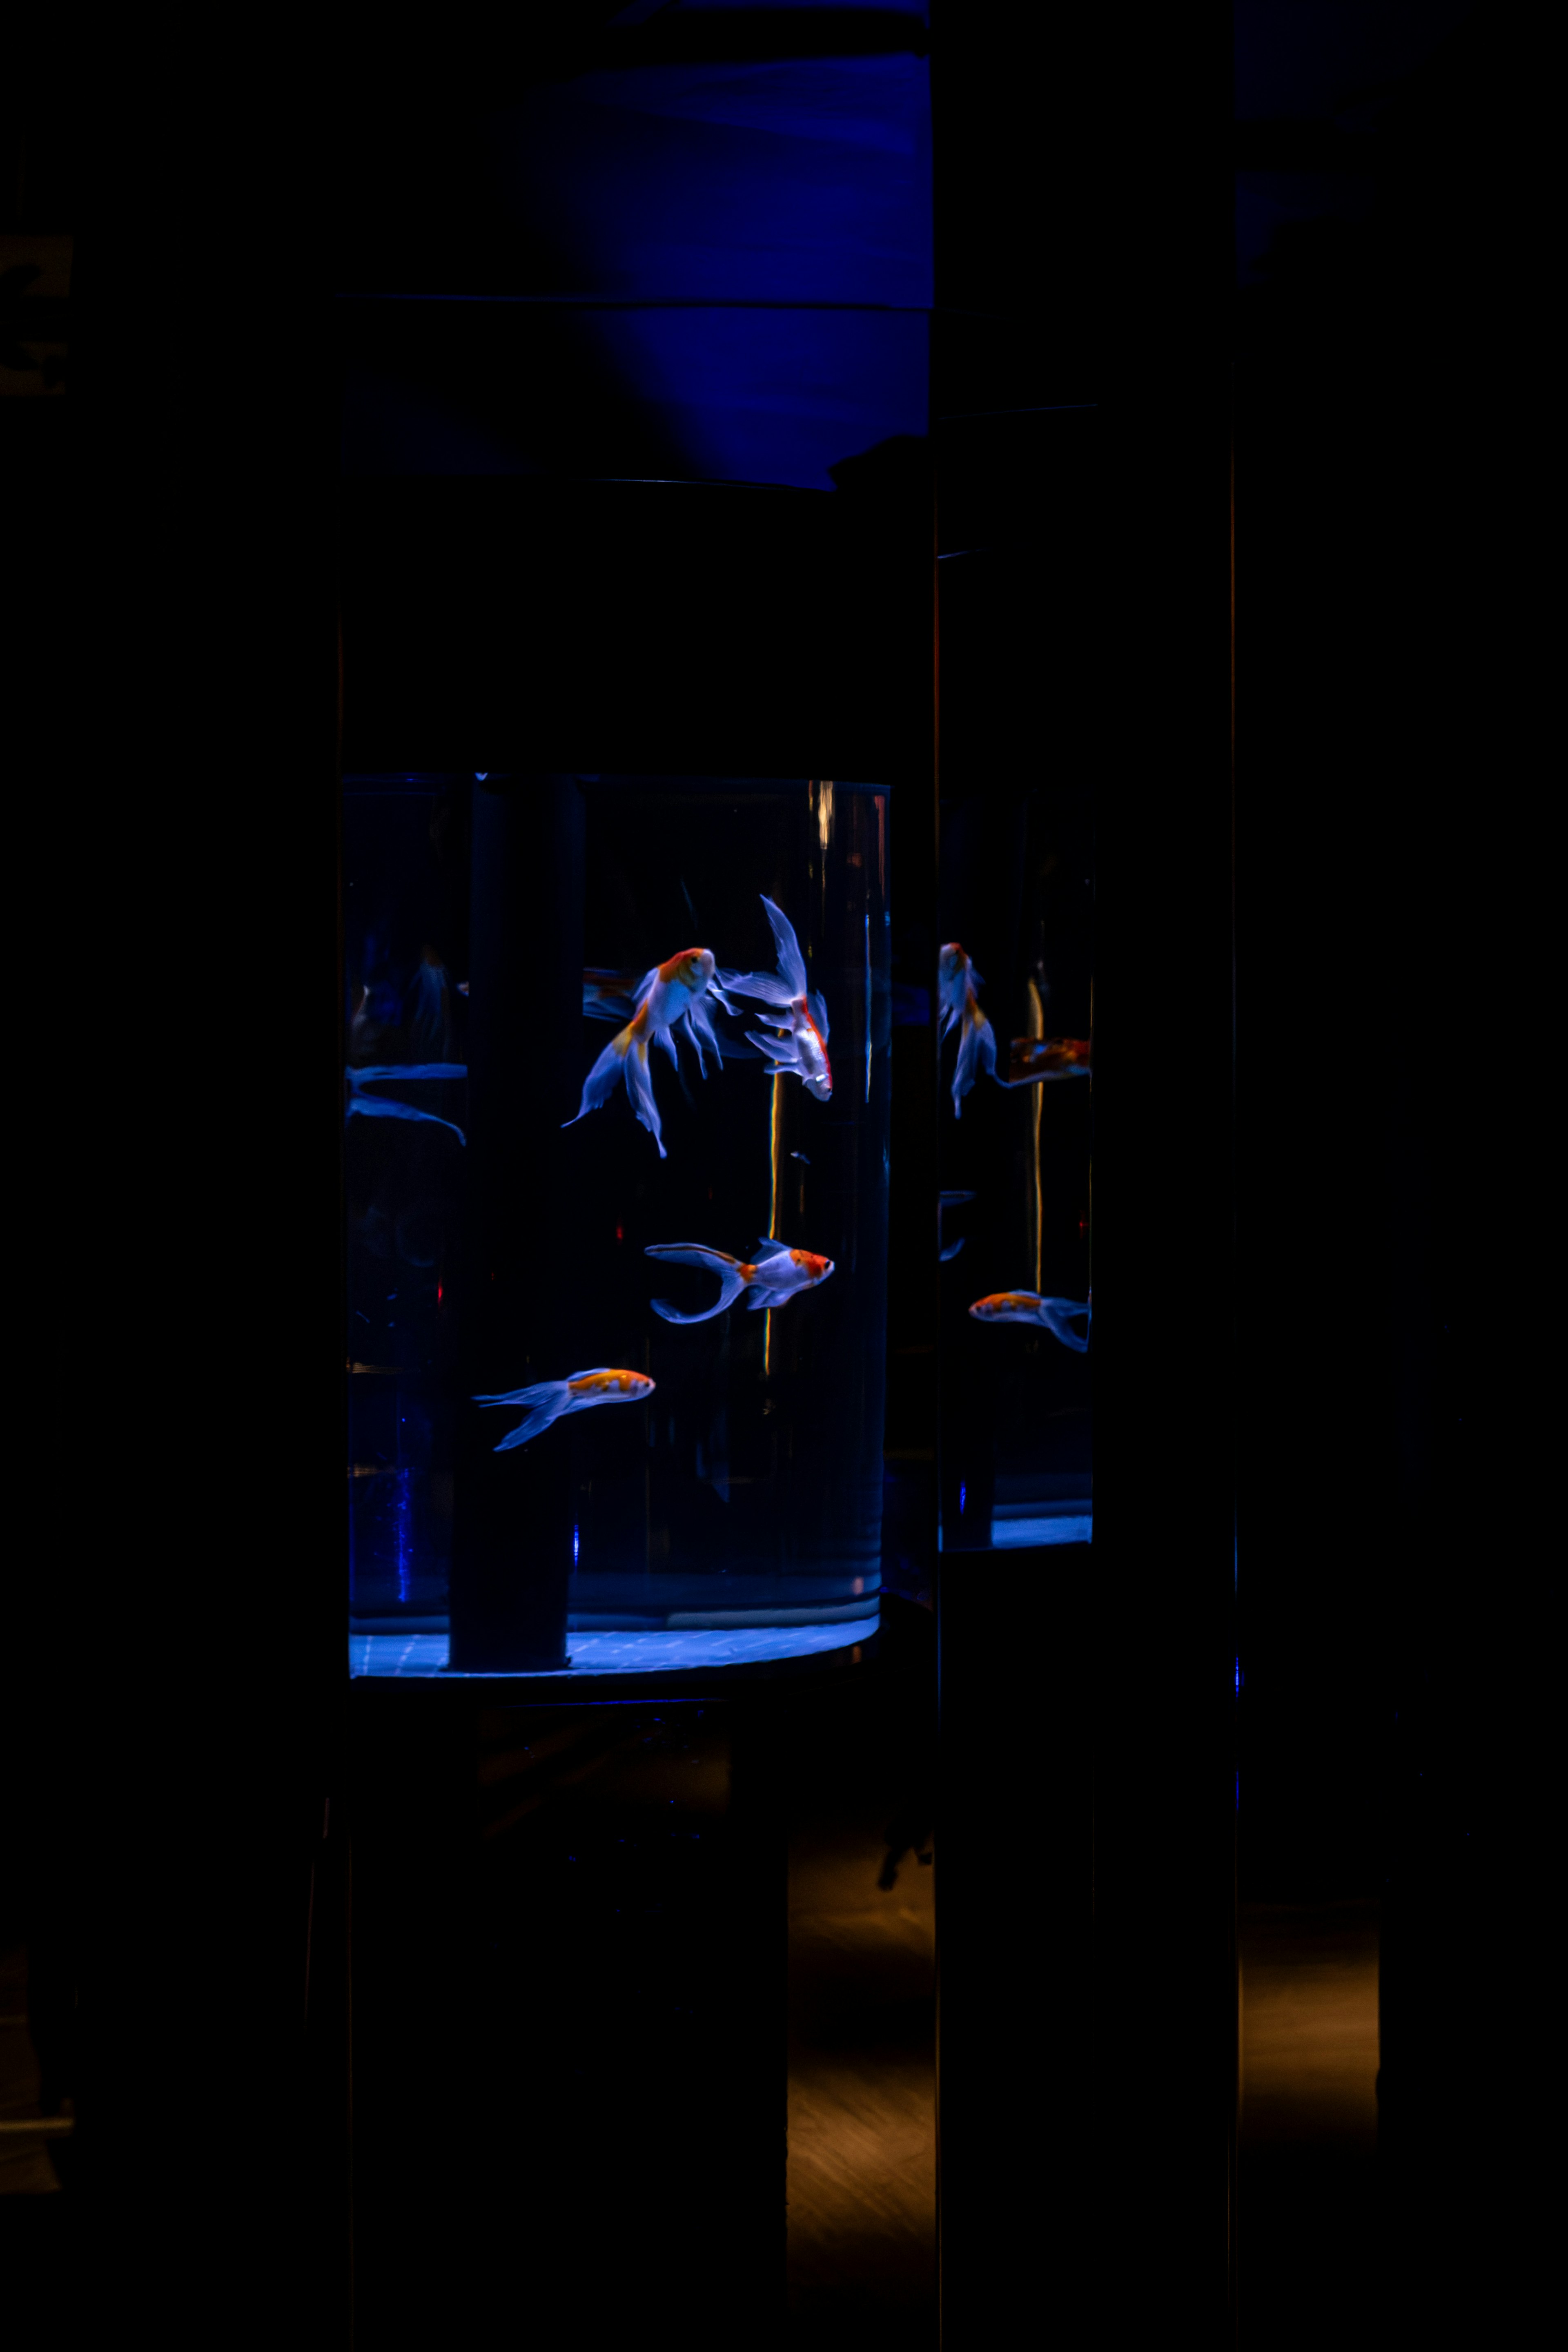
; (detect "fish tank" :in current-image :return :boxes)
[937,785,1093,1550]
[344,772,892,1665]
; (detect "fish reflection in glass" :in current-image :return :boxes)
[720,897,833,1101]
[474,1367,656,1451]
[969,1291,1092,1352]
[1007,1036,1091,1086]
[938,944,999,1116]
[646,1239,834,1325]
[345,1063,468,1145]
[564,947,737,1159]
[939,1189,976,1262]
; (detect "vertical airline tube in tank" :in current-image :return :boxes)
[448,776,586,1671]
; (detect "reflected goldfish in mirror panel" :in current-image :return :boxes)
[969,1291,1092,1352]
[937,944,999,1116]
[1007,1036,1091,1086]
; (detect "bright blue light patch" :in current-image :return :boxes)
[350,1616,881,1679]
[483,56,933,308]
[989,1514,1092,1549]
[936,1513,1092,1551]
[573,1524,581,1565]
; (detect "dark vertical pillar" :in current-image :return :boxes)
[448,774,585,1672]
[1086,9,1236,2346]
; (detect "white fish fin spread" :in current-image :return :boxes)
[806,991,830,1042]
[645,1244,745,1324]
[951,1007,998,1117]
[750,1238,791,1262]
[630,968,659,1010]
[622,1034,666,1157]
[760,897,809,998]
[564,1025,636,1129]
[655,1025,681,1070]
[473,1380,570,1451]
[744,1028,799,1068]
[725,968,797,1010]
[684,999,721,1077]
[745,1288,771,1309]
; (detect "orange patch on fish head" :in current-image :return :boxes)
[662,947,714,991]
[791,1249,832,1281]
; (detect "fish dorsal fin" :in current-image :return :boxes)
[806,990,830,1042]
[630,968,659,1009]
[760,897,808,998]
[751,1237,791,1262]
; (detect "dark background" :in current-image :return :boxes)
[5,3,1551,2345]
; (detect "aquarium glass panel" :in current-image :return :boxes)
[344,774,892,1636]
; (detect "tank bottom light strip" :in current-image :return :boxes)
[350,1616,882,1679]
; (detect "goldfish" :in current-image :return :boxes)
[938,944,998,1116]
[645,1238,834,1326]
[346,1063,468,1145]
[1007,1036,1091,1086]
[969,1291,1092,1352]
[473,1367,655,1451]
[719,897,832,1101]
[564,947,736,1159]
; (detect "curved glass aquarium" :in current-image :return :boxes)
[345,773,892,1659]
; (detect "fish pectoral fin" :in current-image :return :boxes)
[806,991,830,1042]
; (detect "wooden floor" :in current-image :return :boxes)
[787,1807,938,2349]
[1238,1901,1381,2350]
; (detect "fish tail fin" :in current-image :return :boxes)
[563,1024,636,1130]
[745,1028,800,1073]
[623,1034,666,1157]
[645,1243,745,1324]
[473,1380,570,1450]
[951,1006,997,1113]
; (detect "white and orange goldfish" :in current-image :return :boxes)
[938,944,998,1116]
[645,1238,834,1326]
[474,1366,655,1451]
[720,897,832,1101]
[564,947,735,1159]
[969,1291,1091,1352]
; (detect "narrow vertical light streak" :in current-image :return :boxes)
[765,1070,784,1374]
[1087,974,1094,1301]
[1026,979,1045,1291]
